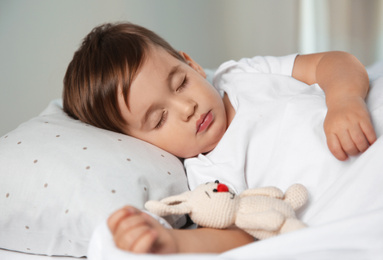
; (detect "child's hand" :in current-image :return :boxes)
[107,206,178,254]
[324,96,377,161]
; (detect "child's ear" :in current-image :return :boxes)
[179,51,207,78]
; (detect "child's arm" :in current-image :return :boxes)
[292,51,377,161]
[108,206,254,254]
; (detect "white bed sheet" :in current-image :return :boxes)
[88,143,383,260]
[89,209,383,260]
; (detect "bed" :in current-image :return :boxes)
[1,62,383,260]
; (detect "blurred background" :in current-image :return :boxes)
[1,0,382,136]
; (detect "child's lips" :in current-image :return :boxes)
[196,111,213,134]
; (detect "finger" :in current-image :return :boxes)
[348,125,370,153]
[360,121,377,145]
[114,222,154,252]
[327,133,348,161]
[131,230,158,254]
[338,130,359,156]
[139,212,176,254]
[108,206,139,233]
[113,213,149,239]
[113,214,153,250]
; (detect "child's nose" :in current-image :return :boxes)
[173,97,197,121]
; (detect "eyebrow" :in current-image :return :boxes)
[141,65,181,128]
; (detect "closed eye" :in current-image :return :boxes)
[176,75,189,92]
[154,110,167,129]
[205,191,211,199]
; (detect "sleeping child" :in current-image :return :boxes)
[62,22,379,254]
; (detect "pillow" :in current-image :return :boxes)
[0,99,189,257]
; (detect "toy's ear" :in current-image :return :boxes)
[145,191,192,216]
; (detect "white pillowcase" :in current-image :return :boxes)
[0,99,189,257]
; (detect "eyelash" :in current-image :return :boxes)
[177,75,189,92]
[155,110,167,129]
[154,75,188,129]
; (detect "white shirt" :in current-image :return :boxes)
[184,54,350,208]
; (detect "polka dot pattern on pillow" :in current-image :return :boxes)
[0,99,189,257]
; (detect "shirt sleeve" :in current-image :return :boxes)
[251,54,298,76]
[214,53,298,79]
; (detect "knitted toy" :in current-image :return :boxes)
[145,181,308,240]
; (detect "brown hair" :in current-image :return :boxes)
[63,22,184,133]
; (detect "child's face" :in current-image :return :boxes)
[118,46,228,158]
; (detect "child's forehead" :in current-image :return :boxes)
[130,47,184,92]
[146,45,179,64]
[138,46,183,78]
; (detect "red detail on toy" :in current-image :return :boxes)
[217,183,229,192]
